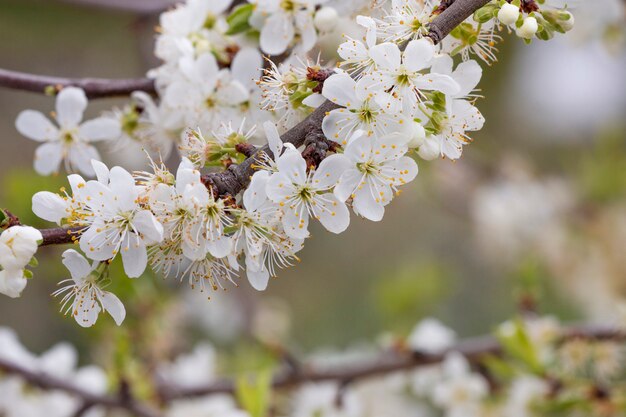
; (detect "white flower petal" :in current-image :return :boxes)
[353,183,386,221]
[15,110,59,142]
[334,169,362,202]
[231,48,263,90]
[264,121,283,159]
[32,191,68,225]
[79,117,122,142]
[246,266,270,291]
[100,291,126,326]
[314,193,350,233]
[311,154,350,189]
[133,210,164,245]
[34,142,64,175]
[369,42,401,71]
[260,12,294,55]
[56,87,87,128]
[244,170,271,212]
[68,143,100,177]
[282,206,310,239]
[276,150,307,185]
[61,249,92,283]
[266,172,295,203]
[403,39,436,72]
[121,236,147,278]
[322,74,358,107]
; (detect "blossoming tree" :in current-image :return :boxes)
[1,0,625,416]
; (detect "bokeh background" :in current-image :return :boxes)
[1,0,625,368]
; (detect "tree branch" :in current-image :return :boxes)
[156,325,626,400]
[0,68,156,99]
[2,324,621,409]
[428,0,491,43]
[0,357,162,417]
[56,0,177,14]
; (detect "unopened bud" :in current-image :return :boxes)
[314,7,339,32]
[417,136,440,161]
[407,121,426,149]
[516,16,538,39]
[558,11,575,32]
[498,3,520,26]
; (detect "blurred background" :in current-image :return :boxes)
[0,0,625,369]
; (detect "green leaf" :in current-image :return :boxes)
[497,319,543,374]
[481,354,516,380]
[236,369,273,417]
[226,3,254,36]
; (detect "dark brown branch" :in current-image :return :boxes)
[40,226,84,246]
[428,0,491,43]
[158,325,626,401]
[0,68,156,99]
[0,357,162,417]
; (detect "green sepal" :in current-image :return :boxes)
[473,3,499,24]
[226,3,254,36]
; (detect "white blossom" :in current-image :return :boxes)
[53,249,125,327]
[15,87,120,176]
[78,162,164,277]
[266,150,350,239]
[335,131,418,221]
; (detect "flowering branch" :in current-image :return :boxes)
[16,0,493,250]
[0,0,488,99]
[190,0,492,199]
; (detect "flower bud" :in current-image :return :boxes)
[559,11,575,32]
[314,7,339,32]
[497,3,520,26]
[516,16,538,39]
[417,136,441,161]
[0,269,27,299]
[0,226,42,270]
[407,121,426,149]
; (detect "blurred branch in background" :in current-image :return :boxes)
[0,356,161,417]
[55,0,177,14]
[1,324,623,416]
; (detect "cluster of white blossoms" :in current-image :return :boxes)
[5,0,579,327]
